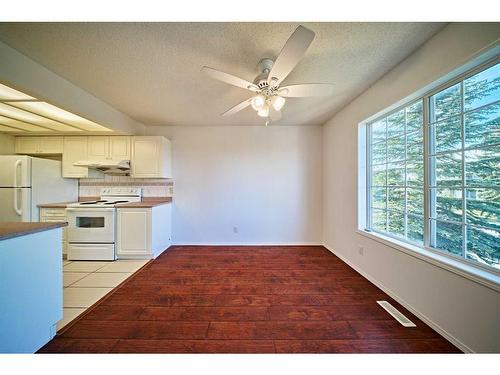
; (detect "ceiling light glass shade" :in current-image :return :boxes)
[257,105,269,118]
[0,83,113,133]
[0,115,54,132]
[0,124,19,132]
[271,95,286,111]
[0,83,35,100]
[8,101,111,132]
[0,103,81,132]
[251,94,266,111]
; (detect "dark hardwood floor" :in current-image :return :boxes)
[38,246,461,353]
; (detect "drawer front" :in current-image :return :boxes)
[40,216,67,222]
[40,208,67,219]
[68,243,116,261]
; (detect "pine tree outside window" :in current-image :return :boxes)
[366,59,500,271]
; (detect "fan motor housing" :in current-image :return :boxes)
[253,58,274,89]
[253,74,269,89]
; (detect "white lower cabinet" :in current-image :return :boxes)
[116,204,171,259]
[39,207,68,257]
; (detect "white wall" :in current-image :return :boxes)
[146,125,323,245]
[323,23,500,353]
[0,133,15,154]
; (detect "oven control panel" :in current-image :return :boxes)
[100,187,142,197]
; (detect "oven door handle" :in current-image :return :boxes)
[66,207,116,212]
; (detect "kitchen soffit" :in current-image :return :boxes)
[0,82,113,134]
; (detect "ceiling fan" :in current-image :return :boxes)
[201,25,334,125]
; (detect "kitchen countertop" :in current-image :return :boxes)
[38,197,96,208]
[116,197,172,208]
[38,201,77,208]
[0,222,68,241]
[38,197,172,208]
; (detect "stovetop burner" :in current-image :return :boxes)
[104,200,129,205]
[80,200,107,205]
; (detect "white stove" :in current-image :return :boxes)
[66,188,142,261]
[68,187,143,208]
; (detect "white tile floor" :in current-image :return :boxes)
[58,259,148,331]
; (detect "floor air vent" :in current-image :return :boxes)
[377,301,416,327]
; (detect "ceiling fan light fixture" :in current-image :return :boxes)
[251,94,266,111]
[257,105,269,118]
[271,95,286,111]
[202,25,324,125]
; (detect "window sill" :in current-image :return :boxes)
[356,229,500,292]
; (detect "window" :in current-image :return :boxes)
[368,101,424,243]
[365,59,500,272]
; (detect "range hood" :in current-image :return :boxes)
[73,159,131,175]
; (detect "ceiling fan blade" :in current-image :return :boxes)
[201,66,259,92]
[221,98,253,117]
[279,83,335,97]
[269,108,282,122]
[267,25,315,87]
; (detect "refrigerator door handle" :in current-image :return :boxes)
[13,188,22,216]
[14,159,22,187]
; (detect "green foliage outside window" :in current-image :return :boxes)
[368,61,499,270]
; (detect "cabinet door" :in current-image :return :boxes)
[88,136,109,161]
[117,208,152,257]
[15,137,40,154]
[109,136,130,161]
[131,137,160,177]
[62,137,89,178]
[39,137,63,154]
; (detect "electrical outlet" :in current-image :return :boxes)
[233,226,238,234]
[358,246,364,256]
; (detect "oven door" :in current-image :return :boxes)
[66,207,115,243]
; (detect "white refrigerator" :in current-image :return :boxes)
[0,155,78,222]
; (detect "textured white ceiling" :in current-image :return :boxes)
[0,22,445,126]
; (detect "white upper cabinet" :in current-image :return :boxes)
[15,135,170,179]
[131,136,172,178]
[16,136,63,154]
[88,136,108,161]
[62,136,101,178]
[39,137,64,154]
[15,137,39,154]
[109,136,130,160]
[88,136,130,161]
[62,136,88,178]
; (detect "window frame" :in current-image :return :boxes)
[365,97,426,244]
[361,55,500,278]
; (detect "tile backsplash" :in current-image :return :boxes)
[79,175,173,198]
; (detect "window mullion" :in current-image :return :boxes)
[404,108,408,239]
[366,123,372,230]
[423,96,431,248]
[460,81,467,259]
[385,121,388,231]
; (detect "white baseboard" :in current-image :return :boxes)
[323,243,473,353]
[171,242,323,246]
